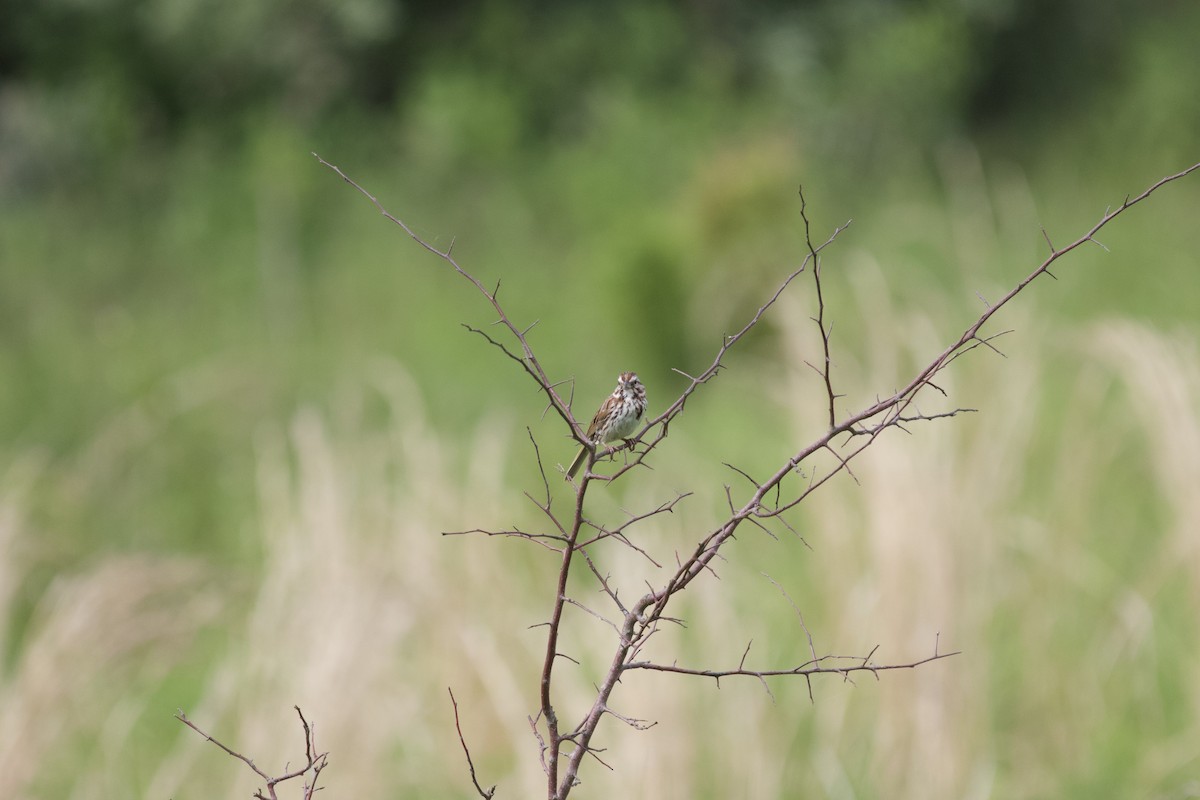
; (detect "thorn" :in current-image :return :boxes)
[1041,227,1055,254]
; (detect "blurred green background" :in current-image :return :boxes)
[2,0,1199,797]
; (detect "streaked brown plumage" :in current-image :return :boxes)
[565,372,647,479]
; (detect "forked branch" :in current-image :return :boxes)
[315,154,1200,800]
[177,707,327,800]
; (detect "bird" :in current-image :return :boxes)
[565,372,647,480]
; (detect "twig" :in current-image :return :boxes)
[800,185,842,429]
[449,688,496,800]
[177,706,327,800]
[625,645,958,681]
[312,153,589,447]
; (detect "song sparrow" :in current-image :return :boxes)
[565,371,647,479]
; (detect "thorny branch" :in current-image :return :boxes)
[625,642,955,685]
[312,154,590,449]
[177,707,327,800]
[800,186,840,429]
[450,688,497,800]
[316,154,1200,800]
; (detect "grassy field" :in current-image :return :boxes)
[2,61,1200,798]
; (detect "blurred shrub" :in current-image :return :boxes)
[1,0,1197,195]
[4,0,401,121]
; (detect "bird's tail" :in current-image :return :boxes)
[565,445,589,480]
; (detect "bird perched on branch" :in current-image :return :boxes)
[566,372,647,479]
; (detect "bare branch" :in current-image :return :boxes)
[601,704,657,731]
[800,185,842,429]
[576,493,690,552]
[449,688,497,800]
[564,596,624,640]
[625,645,958,682]
[443,527,567,551]
[312,153,589,447]
[177,707,327,800]
[578,549,631,620]
[723,462,762,490]
[176,711,273,787]
[528,714,550,777]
